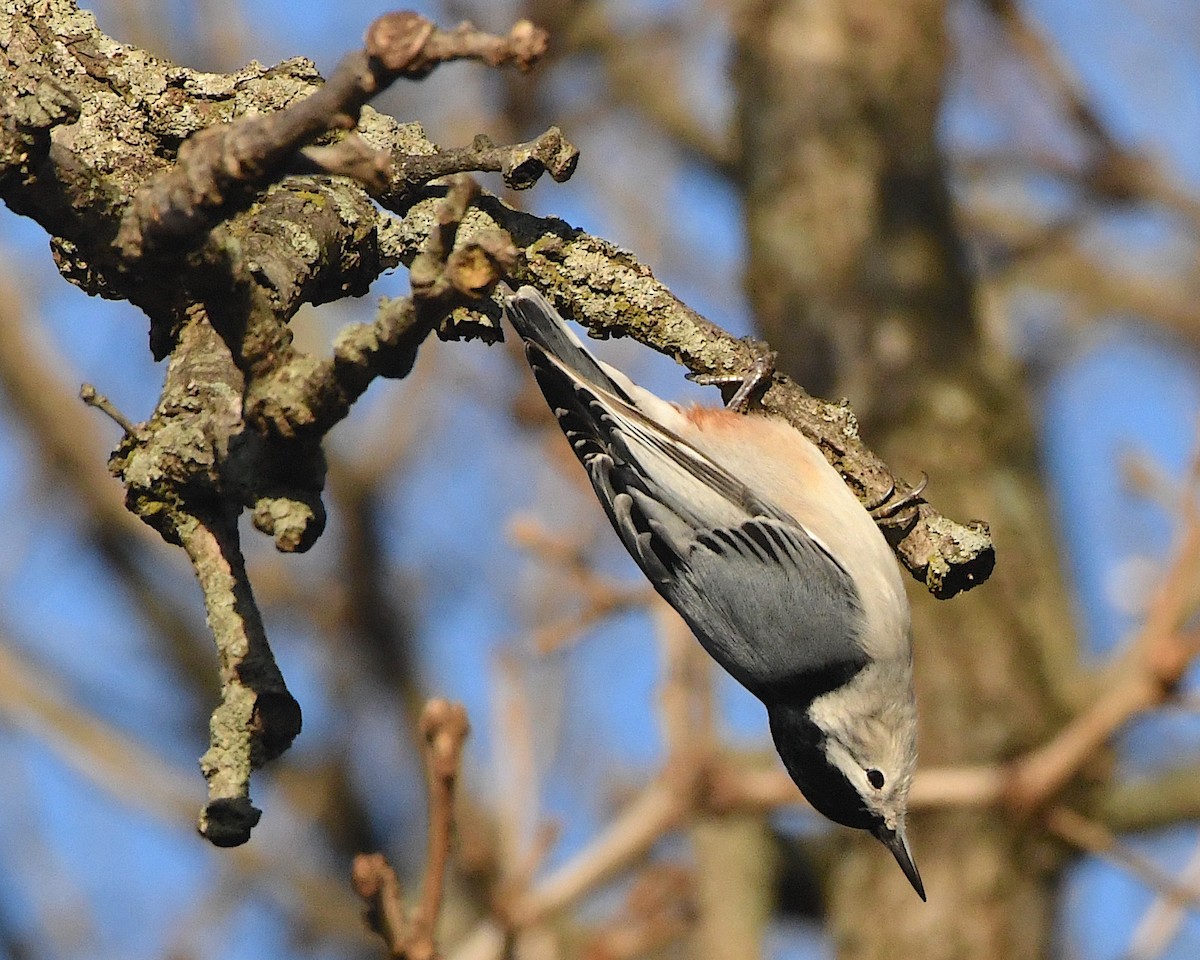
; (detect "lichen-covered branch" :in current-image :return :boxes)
[249,175,517,439]
[178,507,301,846]
[392,127,578,193]
[1,0,987,598]
[379,195,995,597]
[115,10,549,259]
[106,307,302,844]
[0,1,548,845]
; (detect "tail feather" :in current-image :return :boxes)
[503,287,632,402]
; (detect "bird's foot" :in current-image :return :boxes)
[868,472,928,520]
[688,346,777,413]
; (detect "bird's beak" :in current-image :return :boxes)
[874,824,926,901]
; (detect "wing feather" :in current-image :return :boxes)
[507,292,868,696]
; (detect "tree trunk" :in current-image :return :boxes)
[734,1,1080,956]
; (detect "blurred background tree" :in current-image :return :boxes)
[1,1,1199,960]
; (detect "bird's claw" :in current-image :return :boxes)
[868,472,928,520]
[688,347,777,413]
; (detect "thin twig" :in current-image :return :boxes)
[78,383,136,435]
[354,699,470,960]
[1006,477,1200,813]
[500,777,690,930]
[353,854,411,955]
[509,515,656,653]
[413,700,471,950]
[491,653,543,881]
[1126,837,1200,960]
[1046,807,1200,911]
[392,127,578,193]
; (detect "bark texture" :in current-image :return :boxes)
[734,1,1080,956]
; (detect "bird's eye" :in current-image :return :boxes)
[866,769,885,789]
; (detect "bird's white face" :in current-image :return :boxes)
[821,723,915,831]
[806,662,924,897]
[807,659,918,831]
[767,657,925,899]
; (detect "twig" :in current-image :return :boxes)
[250,175,516,440]
[409,173,518,329]
[393,127,578,192]
[508,516,656,653]
[985,0,1200,237]
[414,700,470,947]
[1126,837,1200,960]
[295,134,393,191]
[353,854,413,957]
[354,699,470,960]
[491,653,543,880]
[1045,807,1200,911]
[1006,496,1200,813]
[500,776,691,931]
[78,383,136,435]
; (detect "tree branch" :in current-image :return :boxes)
[180,507,301,846]
[379,192,995,597]
[391,127,578,193]
[107,306,304,844]
[115,10,549,259]
[354,699,470,960]
[1045,807,1200,911]
[1,0,990,596]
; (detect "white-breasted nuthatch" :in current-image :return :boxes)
[503,287,924,901]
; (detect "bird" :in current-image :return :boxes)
[503,285,925,900]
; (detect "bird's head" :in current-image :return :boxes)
[767,661,923,900]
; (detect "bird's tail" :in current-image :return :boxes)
[502,286,633,402]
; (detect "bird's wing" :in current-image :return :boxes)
[521,340,866,695]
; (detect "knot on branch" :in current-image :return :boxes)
[911,514,995,599]
[0,68,81,189]
[365,11,437,74]
[488,127,579,189]
[411,175,518,342]
[251,490,327,553]
[0,68,81,147]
